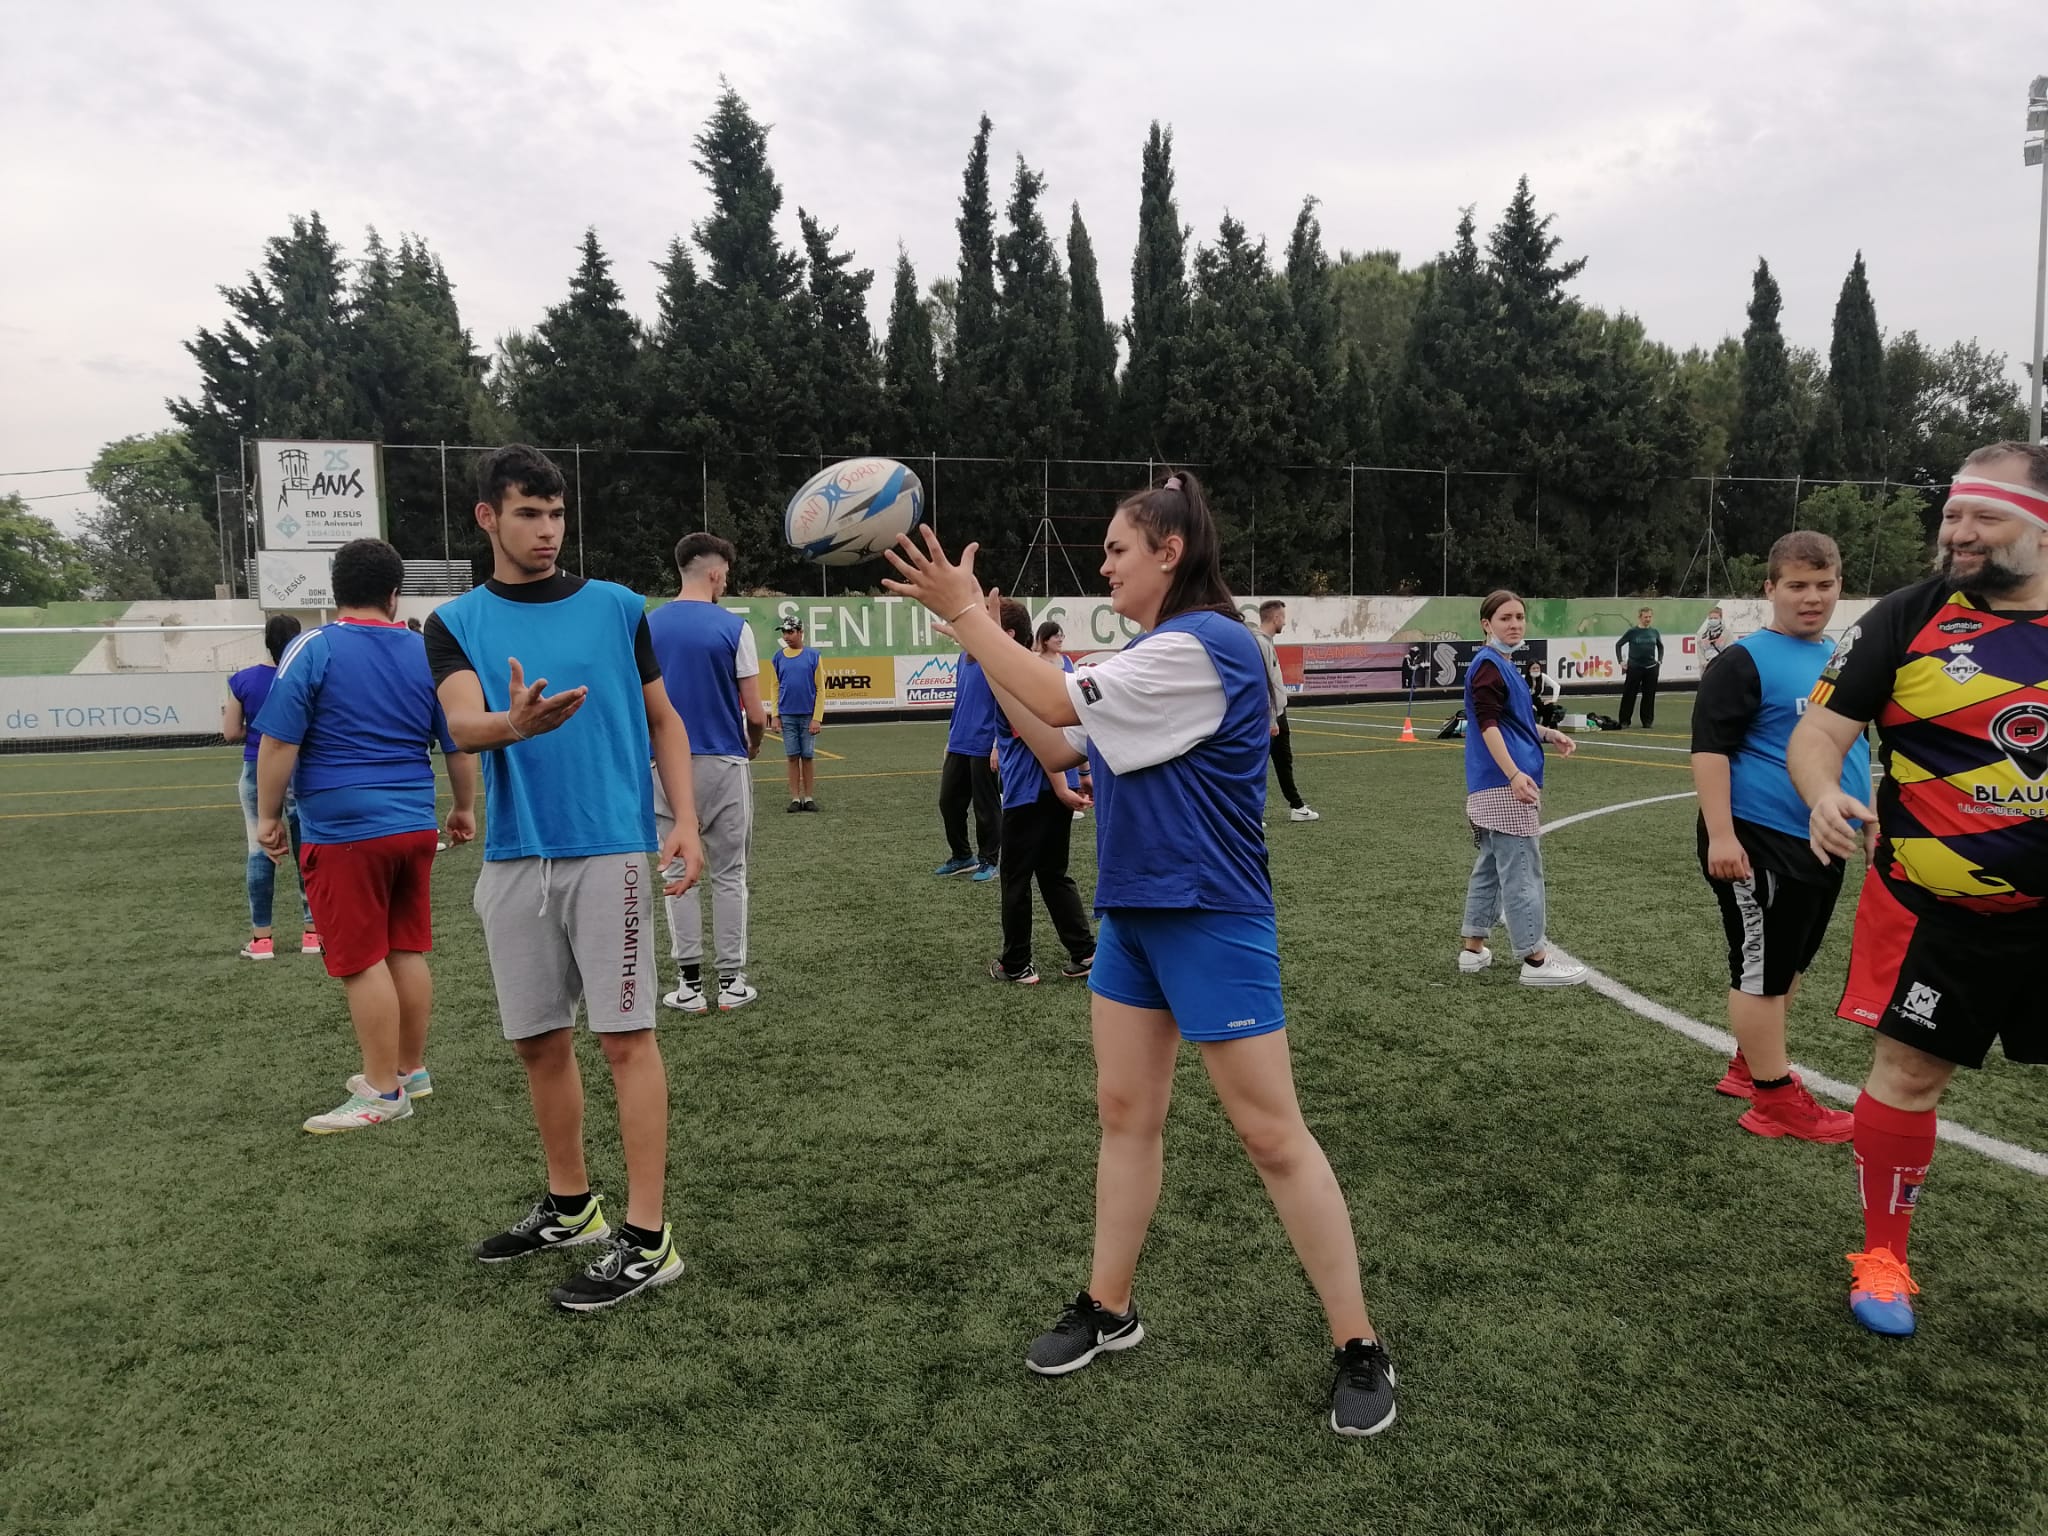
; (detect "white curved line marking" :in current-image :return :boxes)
[1544,793,2048,1179]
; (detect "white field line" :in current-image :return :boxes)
[1304,713,1693,755]
[1541,792,2048,1179]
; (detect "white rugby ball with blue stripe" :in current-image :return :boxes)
[784,457,926,566]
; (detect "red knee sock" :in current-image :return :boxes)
[1853,1091,1936,1261]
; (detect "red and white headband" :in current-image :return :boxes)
[1948,476,2048,530]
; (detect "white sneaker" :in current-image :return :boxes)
[303,1074,412,1134]
[1519,954,1590,988]
[717,973,759,1012]
[1289,806,1321,822]
[1457,946,1493,974]
[663,978,708,1014]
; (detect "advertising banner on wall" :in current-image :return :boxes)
[255,551,336,611]
[255,440,385,551]
[0,673,225,740]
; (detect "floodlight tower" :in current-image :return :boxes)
[2028,74,2048,444]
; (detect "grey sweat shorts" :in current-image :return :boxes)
[473,853,659,1040]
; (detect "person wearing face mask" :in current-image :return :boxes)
[1455,589,1587,987]
[1792,440,2048,1339]
[882,470,1398,1439]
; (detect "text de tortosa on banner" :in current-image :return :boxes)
[255,440,385,551]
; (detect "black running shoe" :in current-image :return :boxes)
[1328,1337,1398,1436]
[990,958,1041,985]
[1025,1290,1143,1375]
[787,800,803,814]
[549,1224,685,1312]
[472,1194,611,1263]
[1061,953,1095,979]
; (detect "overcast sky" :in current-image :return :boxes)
[4,0,2042,532]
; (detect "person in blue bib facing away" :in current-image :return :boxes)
[883,470,1397,1439]
[424,444,706,1316]
[1456,589,1587,987]
[1691,530,1870,1142]
[770,616,825,812]
[935,647,1001,882]
[223,613,311,959]
[647,532,768,1016]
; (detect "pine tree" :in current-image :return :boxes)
[1827,251,1887,478]
[170,212,363,515]
[950,115,1000,451]
[883,250,944,452]
[509,230,649,584]
[994,158,1072,459]
[1121,122,1189,456]
[798,211,881,456]
[1066,204,1119,456]
[1725,258,1806,556]
[1281,197,1341,457]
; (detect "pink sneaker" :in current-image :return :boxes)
[301,931,323,955]
[1714,1051,1754,1099]
[240,937,275,961]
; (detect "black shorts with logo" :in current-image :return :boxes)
[1699,819,1845,998]
[1837,868,2048,1069]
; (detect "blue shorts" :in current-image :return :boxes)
[781,716,815,759]
[1089,908,1286,1042]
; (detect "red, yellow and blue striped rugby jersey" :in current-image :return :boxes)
[1816,575,2048,917]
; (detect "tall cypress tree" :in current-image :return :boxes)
[950,115,1000,450]
[1827,251,1887,478]
[1282,197,1341,457]
[1066,204,1119,456]
[1122,122,1189,457]
[883,250,944,452]
[1725,258,1806,555]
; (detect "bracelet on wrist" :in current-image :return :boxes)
[945,599,982,625]
[506,712,529,742]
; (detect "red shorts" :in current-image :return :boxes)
[299,829,439,977]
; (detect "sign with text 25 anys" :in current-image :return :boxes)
[256,440,384,551]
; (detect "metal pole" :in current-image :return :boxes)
[1790,474,1802,534]
[1347,464,1356,596]
[701,457,709,533]
[1441,468,1450,596]
[439,442,450,562]
[1043,458,1051,596]
[1869,477,1888,593]
[213,474,231,593]
[1703,475,1715,596]
[2033,120,2048,443]
[928,453,938,536]
[572,447,585,575]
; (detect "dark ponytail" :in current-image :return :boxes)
[1116,470,1241,624]
[263,614,302,664]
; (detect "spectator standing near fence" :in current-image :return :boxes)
[1616,607,1665,728]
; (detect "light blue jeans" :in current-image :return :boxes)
[1461,826,1547,960]
[237,761,310,930]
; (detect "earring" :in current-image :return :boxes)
[1159,564,1172,572]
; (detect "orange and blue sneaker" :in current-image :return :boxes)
[1848,1247,1920,1336]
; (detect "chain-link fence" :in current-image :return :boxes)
[204,443,1942,601]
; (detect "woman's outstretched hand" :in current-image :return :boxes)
[882,527,984,621]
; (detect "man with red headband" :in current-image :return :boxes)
[1790,440,2048,1337]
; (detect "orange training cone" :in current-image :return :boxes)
[1400,716,1417,742]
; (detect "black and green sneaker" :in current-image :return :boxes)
[549,1224,685,1312]
[472,1194,610,1263]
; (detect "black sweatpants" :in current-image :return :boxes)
[1618,665,1660,728]
[939,750,1001,862]
[999,796,1095,971]
[1269,713,1304,810]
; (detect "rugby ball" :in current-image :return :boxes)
[784,458,925,566]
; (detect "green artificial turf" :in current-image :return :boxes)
[2,702,2043,1536]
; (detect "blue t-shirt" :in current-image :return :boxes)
[1087,612,1272,915]
[428,576,658,862]
[1463,645,1546,794]
[948,656,998,755]
[773,645,822,719]
[646,599,748,758]
[255,620,454,844]
[227,663,278,763]
[1697,628,1872,843]
[996,704,1058,812]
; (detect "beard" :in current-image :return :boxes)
[1937,540,2040,596]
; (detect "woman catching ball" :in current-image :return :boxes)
[883,471,1396,1438]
